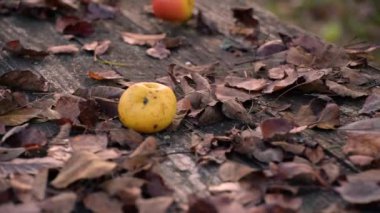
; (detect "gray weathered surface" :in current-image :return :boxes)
[0,0,375,212]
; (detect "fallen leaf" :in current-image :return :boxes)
[267,66,286,80]
[74,85,124,99]
[339,117,380,132]
[271,141,305,155]
[325,80,367,98]
[121,32,166,46]
[135,170,173,197]
[0,108,42,126]
[40,192,77,213]
[319,163,340,184]
[348,155,374,167]
[51,151,116,188]
[0,203,40,213]
[84,192,123,213]
[102,175,145,196]
[262,66,298,94]
[146,42,171,59]
[222,99,252,124]
[0,157,62,178]
[63,20,94,37]
[336,180,380,204]
[136,196,173,213]
[260,118,294,139]
[88,70,123,80]
[109,128,144,149]
[0,89,20,115]
[286,46,313,67]
[54,94,99,127]
[94,40,111,57]
[359,93,380,114]
[208,182,241,193]
[129,136,157,158]
[256,39,287,57]
[268,162,322,184]
[2,126,47,150]
[346,169,380,183]
[0,70,49,92]
[188,195,246,213]
[316,103,340,129]
[198,105,224,126]
[69,134,108,153]
[0,147,25,161]
[304,146,325,164]
[3,40,48,59]
[218,161,255,182]
[47,44,79,54]
[342,130,380,157]
[225,76,267,91]
[214,84,256,102]
[253,148,284,163]
[264,193,302,211]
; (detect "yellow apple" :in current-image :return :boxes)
[118,82,177,133]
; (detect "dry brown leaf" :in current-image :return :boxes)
[325,80,367,98]
[286,46,313,67]
[336,181,380,204]
[225,76,267,91]
[319,163,340,184]
[271,141,305,155]
[102,175,145,196]
[121,32,166,46]
[359,93,380,114]
[218,161,256,182]
[264,193,302,211]
[260,118,294,139]
[348,155,374,167]
[315,103,340,129]
[0,203,40,213]
[0,157,62,178]
[109,128,144,149]
[51,151,116,188]
[146,42,171,59]
[342,130,380,157]
[304,146,325,164]
[84,192,123,213]
[136,196,174,213]
[88,70,123,80]
[47,44,79,54]
[346,169,380,183]
[256,39,287,57]
[129,136,157,158]
[94,40,111,57]
[262,66,298,94]
[69,134,108,153]
[0,70,49,92]
[268,162,323,184]
[0,147,26,161]
[40,192,77,213]
[214,84,256,102]
[267,66,286,80]
[222,99,252,124]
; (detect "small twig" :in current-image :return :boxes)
[96,57,129,67]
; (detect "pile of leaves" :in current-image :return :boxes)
[1,0,380,212]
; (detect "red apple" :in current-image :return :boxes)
[152,0,194,22]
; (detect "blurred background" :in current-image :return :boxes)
[255,0,380,63]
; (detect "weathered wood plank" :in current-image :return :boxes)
[0,1,377,212]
